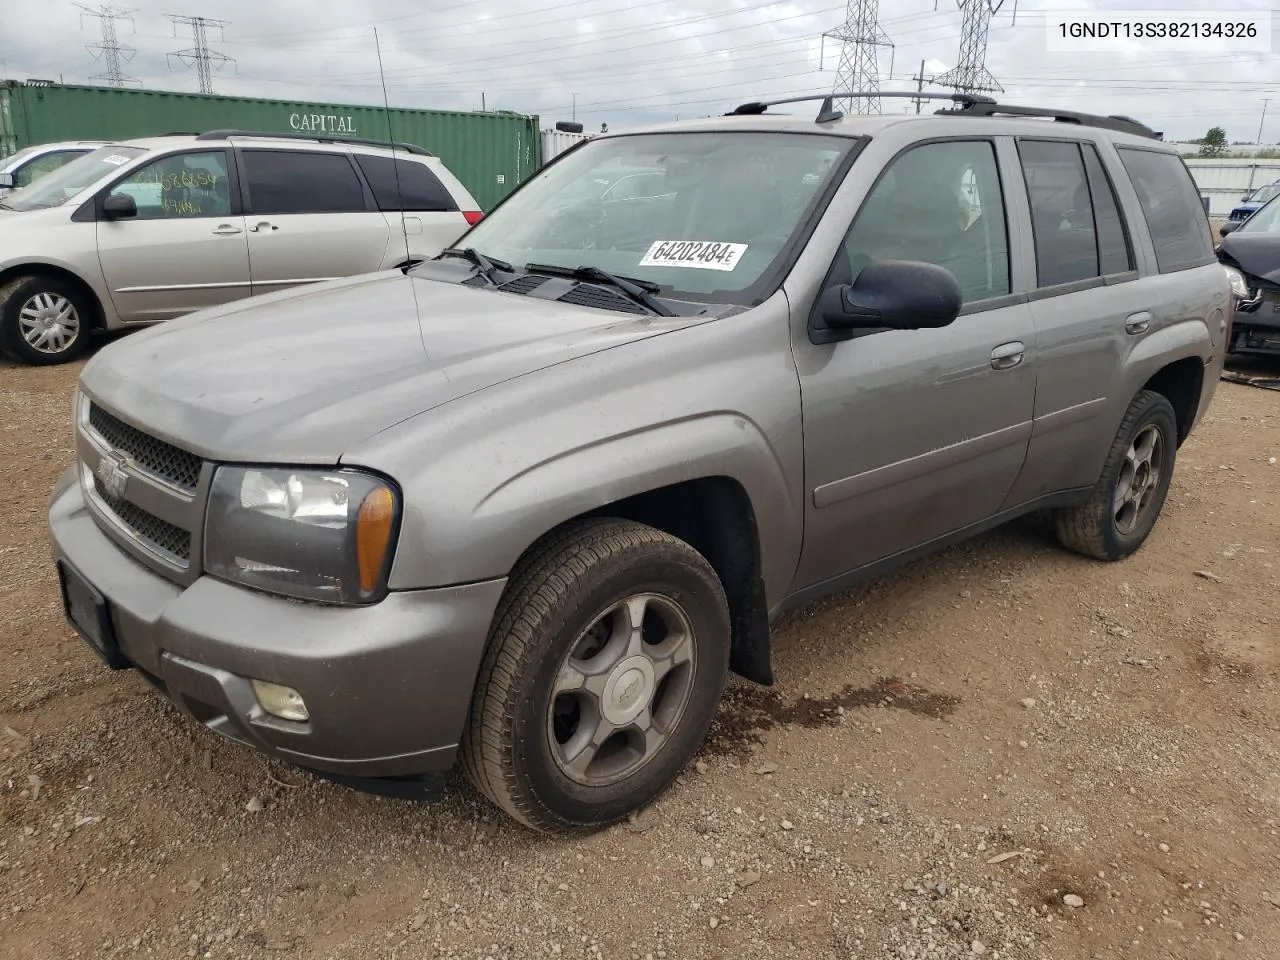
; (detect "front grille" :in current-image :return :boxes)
[88,404,202,493]
[95,488,192,564]
[558,284,647,315]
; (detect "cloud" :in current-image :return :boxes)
[1,0,1275,141]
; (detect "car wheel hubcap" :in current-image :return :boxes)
[18,293,80,355]
[548,593,697,787]
[1113,424,1164,535]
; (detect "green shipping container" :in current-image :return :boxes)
[0,81,540,211]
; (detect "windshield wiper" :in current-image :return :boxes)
[524,263,674,317]
[437,247,512,286]
[0,201,14,211]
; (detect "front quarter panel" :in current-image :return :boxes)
[346,295,805,609]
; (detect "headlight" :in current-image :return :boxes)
[204,466,400,604]
[1223,265,1251,300]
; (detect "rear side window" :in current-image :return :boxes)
[354,155,458,212]
[1080,144,1132,274]
[1116,148,1214,273]
[241,150,366,215]
[1017,140,1100,287]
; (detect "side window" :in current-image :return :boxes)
[1017,140,1099,287]
[1081,144,1133,275]
[841,139,1010,304]
[353,154,457,212]
[241,150,366,215]
[1117,148,1215,272]
[15,150,85,188]
[109,151,231,220]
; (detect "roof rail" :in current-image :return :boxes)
[193,129,434,156]
[727,90,1160,139]
[729,90,990,123]
[934,99,1161,139]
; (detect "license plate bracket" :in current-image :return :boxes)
[57,561,130,670]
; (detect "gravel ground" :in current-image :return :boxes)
[1,347,1278,960]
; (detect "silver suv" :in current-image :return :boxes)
[48,93,1230,834]
[0,131,481,365]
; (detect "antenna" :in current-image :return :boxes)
[374,28,414,272]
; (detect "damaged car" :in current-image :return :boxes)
[1218,193,1280,357]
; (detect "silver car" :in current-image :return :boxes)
[0,140,110,196]
[49,93,1230,833]
[0,132,482,365]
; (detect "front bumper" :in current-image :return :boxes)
[48,465,506,788]
[1229,298,1280,355]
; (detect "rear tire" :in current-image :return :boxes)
[1053,390,1178,561]
[0,275,94,365]
[461,518,731,834]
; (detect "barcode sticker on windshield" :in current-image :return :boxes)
[102,155,132,165]
[638,240,748,271]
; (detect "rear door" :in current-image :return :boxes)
[1004,136,1158,503]
[95,148,251,322]
[238,148,391,295]
[352,153,471,262]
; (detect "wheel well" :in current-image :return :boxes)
[580,477,775,686]
[0,265,105,331]
[1141,357,1203,445]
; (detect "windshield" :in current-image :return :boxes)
[1238,193,1280,233]
[3,146,147,211]
[458,132,853,303]
[1249,183,1280,205]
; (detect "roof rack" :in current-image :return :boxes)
[728,91,993,123]
[192,129,434,156]
[727,90,1160,139]
[936,99,1161,140]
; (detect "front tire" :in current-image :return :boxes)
[0,275,94,365]
[1053,389,1178,560]
[461,518,731,834]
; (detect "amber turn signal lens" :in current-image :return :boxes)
[356,485,396,596]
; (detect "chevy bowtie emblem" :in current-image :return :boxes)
[95,454,129,500]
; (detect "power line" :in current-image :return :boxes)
[932,0,1006,94]
[75,3,139,87]
[167,15,235,94]
[822,0,894,115]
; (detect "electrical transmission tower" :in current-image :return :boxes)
[821,0,894,115]
[931,0,1006,95]
[167,15,234,94]
[76,4,139,87]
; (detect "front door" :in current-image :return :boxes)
[792,138,1039,591]
[238,148,391,295]
[96,149,250,322]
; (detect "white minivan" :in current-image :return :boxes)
[0,131,483,364]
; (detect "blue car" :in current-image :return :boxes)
[1225,180,1280,227]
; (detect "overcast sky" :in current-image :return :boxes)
[2,0,1276,142]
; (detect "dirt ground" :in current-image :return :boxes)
[1,347,1277,960]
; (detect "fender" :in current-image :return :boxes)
[1122,317,1211,380]
[386,411,803,610]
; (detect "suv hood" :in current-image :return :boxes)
[81,271,701,464]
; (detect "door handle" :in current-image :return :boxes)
[1125,311,1153,335]
[990,341,1025,370]
[211,224,243,236]
[249,222,278,233]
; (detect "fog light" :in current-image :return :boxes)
[251,679,309,722]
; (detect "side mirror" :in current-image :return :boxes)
[102,192,137,220]
[0,172,13,190]
[1219,220,1241,237]
[812,260,963,342]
